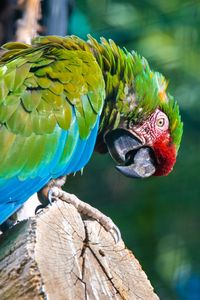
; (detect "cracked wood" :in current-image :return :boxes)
[0,197,159,300]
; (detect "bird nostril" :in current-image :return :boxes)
[144,127,150,134]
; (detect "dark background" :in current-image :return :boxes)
[1,0,200,299]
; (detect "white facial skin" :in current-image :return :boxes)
[130,109,170,146]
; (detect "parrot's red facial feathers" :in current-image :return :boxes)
[130,109,177,176]
[153,134,176,176]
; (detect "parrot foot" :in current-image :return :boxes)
[49,187,121,243]
[36,176,67,214]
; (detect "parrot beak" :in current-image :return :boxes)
[104,128,156,178]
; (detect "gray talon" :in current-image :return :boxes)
[35,204,45,215]
[47,188,57,204]
[110,225,121,244]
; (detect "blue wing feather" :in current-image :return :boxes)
[0,115,100,225]
[70,116,100,173]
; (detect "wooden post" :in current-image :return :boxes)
[0,194,159,300]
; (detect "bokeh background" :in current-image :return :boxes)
[1,0,200,299]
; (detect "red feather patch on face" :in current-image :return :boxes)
[153,133,176,176]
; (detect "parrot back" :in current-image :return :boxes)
[0,37,105,224]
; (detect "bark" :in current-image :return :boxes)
[0,195,159,300]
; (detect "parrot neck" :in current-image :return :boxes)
[88,37,136,152]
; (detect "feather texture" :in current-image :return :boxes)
[0,35,183,225]
[0,36,105,224]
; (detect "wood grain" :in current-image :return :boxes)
[0,197,159,300]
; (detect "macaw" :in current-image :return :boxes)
[0,35,183,229]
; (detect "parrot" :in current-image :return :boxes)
[0,35,183,231]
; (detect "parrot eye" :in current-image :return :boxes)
[155,111,169,131]
[156,118,165,127]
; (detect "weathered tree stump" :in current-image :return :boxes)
[0,195,159,300]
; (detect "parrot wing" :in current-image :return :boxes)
[0,38,105,223]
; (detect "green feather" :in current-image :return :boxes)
[0,35,105,180]
[13,63,32,91]
[0,79,9,100]
[21,90,41,112]
[88,35,183,151]
[0,34,182,182]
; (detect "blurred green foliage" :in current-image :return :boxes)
[66,0,200,299]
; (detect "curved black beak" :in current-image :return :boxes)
[104,128,156,178]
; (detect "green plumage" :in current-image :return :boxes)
[86,35,183,151]
[0,37,105,137]
[0,34,183,182]
[0,36,105,179]
[0,34,184,226]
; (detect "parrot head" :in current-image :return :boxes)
[104,107,178,178]
[103,71,183,179]
[91,37,183,178]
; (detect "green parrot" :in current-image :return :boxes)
[0,35,183,228]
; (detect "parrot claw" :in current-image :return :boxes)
[47,188,57,205]
[35,187,60,215]
[35,204,45,215]
[109,224,121,244]
[97,215,121,243]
